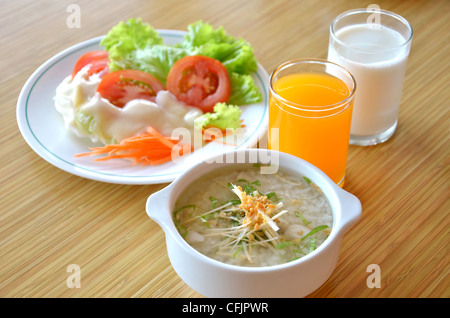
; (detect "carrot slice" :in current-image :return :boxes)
[74,127,192,166]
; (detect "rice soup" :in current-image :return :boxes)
[173,165,333,267]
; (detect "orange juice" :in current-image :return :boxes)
[268,70,354,187]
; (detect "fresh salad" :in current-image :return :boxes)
[55,18,262,166]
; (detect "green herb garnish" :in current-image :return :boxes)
[173,204,196,216]
[227,199,241,205]
[275,241,295,249]
[233,246,243,259]
[266,192,281,203]
[301,225,329,241]
[308,238,317,253]
[295,211,312,225]
[200,217,211,228]
[209,196,218,208]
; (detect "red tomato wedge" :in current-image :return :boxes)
[72,51,109,79]
[96,70,165,108]
[166,55,231,113]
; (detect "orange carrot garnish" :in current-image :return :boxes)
[74,127,192,166]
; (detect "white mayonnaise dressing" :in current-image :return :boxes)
[54,66,101,131]
[54,67,203,144]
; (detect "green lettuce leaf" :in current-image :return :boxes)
[131,45,187,85]
[228,72,262,105]
[100,18,163,72]
[194,103,242,130]
[178,21,258,75]
[179,21,234,47]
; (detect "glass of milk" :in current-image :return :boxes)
[328,8,413,146]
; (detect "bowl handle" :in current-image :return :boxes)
[146,186,172,229]
[338,189,362,231]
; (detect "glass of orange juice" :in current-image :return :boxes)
[268,59,356,187]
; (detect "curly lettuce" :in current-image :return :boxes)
[100,18,163,72]
[194,103,242,131]
[228,72,262,105]
[131,45,187,85]
[101,19,262,106]
[178,21,258,75]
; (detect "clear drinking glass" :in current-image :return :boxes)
[268,59,356,187]
[328,8,413,146]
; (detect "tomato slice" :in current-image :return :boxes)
[72,51,109,79]
[166,55,231,113]
[96,70,165,108]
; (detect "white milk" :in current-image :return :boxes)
[328,24,409,137]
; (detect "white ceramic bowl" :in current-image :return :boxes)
[146,149,361,298]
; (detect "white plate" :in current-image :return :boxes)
[16,30,269,184]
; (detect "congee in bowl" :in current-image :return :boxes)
[173,164,333,267]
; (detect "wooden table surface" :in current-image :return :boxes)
[1,0,448,298]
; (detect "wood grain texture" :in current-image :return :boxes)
[0,0,448,298]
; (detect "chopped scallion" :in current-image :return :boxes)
[295,211,312,225]
[209,196,218,208]
[275,241,294,249]
[227,199,241,205]
[308,238,317,253]
[200,217,210,228]
[251,180,261,186]
[173,204,196,216]
[233,246,243,259]
[301,225,329,241]
[266,192,281,202]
